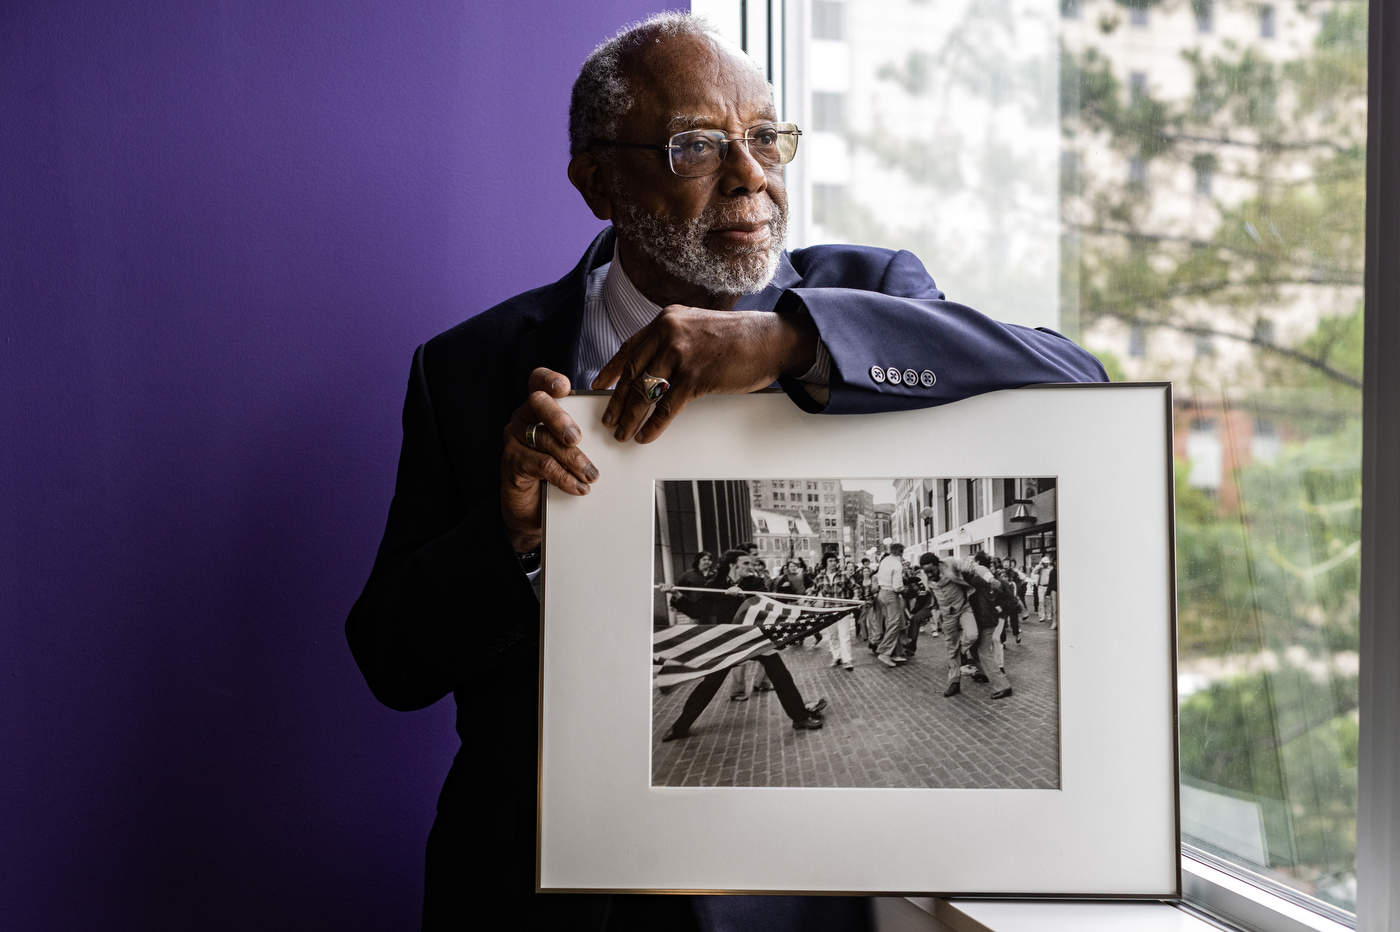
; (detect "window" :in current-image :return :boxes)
[769,0,1378,920]
[1128,156,1147,190]
[1251,418,1281,463]
[811,91,845,131]
[811,0,843,41]
[1193,153,1216,197]
[1129,324,1147,358]
[1129,71,1147,105]
[811,183,844,227]
[1195,0,1213,33]
[1186,418,1221,491]
[1061,150,1079,195]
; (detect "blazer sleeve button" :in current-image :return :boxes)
[870,365,886,384]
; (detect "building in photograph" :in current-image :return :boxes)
[841,487,877,557]
[749,508,819,574]
[890,477,1057,571]
[872,503,894,551]
[749,478,844,567]
[654,480,753,626]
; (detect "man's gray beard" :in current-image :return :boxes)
[612,192,788,296]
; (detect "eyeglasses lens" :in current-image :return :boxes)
[668,123,800,176]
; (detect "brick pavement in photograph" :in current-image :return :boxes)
[651,616,1060,788]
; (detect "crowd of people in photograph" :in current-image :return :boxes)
[659,541,1059,740]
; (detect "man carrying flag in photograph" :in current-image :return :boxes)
[655,548,847,741]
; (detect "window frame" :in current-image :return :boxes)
[692,0,1400,927]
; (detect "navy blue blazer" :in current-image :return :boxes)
[345,227,1104,925]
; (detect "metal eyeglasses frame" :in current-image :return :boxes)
[589,122,802,177]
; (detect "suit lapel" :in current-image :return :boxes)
[507,227,616,396]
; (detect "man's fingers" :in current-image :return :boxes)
[599,331,662,430]
[632,389,691,444]
[529,367,572,398]
[505,442,593,495]
[520,390,583,448]
[608,367,671,441]
[593,353,625,392]
[505,419,597,487]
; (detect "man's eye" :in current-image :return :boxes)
[752,130,779,147]
[685,138,717,155]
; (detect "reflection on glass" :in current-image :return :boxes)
[796,0,1364,915]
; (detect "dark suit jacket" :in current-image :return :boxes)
[345,227,1105,919]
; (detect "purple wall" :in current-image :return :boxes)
[1,2,666,928]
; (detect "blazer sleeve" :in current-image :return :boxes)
[776,249,1108,415]
[345,344,537,712]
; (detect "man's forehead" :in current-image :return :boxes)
[622,33,773,132]
[665,106,777,134]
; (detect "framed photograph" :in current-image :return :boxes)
[538,384,1179,897]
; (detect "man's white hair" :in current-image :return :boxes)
[567,12,753,158]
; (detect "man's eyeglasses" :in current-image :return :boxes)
[591,122,802,177]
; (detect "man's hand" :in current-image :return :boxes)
[592,305,818,444]
[500,368,598,553]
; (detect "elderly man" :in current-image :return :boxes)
[346,12,1104,932]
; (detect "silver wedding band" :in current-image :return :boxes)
[524,422,543,449]
[641,374,670,402]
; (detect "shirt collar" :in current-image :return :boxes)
[602,247,663,344]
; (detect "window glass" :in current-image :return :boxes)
[790,0,1364,915]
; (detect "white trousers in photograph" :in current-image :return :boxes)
[826,614,855,665]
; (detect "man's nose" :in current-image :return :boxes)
[717,137,769,196]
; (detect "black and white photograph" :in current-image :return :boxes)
[652,477,1061,790]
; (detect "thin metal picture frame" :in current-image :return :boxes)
[537,383,1180,898]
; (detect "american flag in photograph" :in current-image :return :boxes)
[652,596,855,688]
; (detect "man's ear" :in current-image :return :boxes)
[568,153,612,221]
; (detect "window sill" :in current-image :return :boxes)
[878,856,1353,932]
